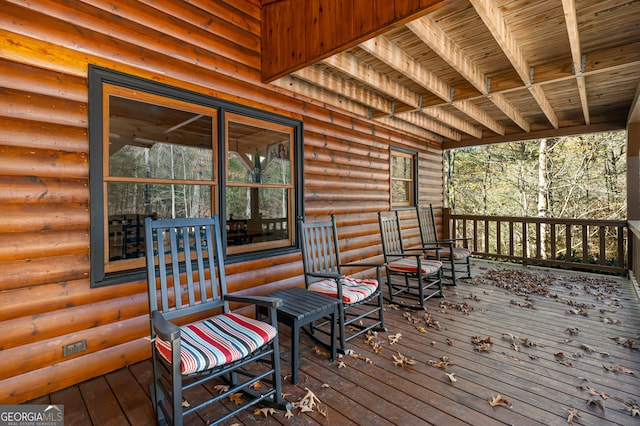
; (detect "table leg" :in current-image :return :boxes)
[291,319,300,384]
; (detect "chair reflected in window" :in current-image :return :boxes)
[299,215,386,353]
[378,211,443,310]
[144,215,288,425]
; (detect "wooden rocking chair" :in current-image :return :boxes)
[144,216,289,425]
[299,215,386,353]
[417,204,472,285]
[378,211,443,310]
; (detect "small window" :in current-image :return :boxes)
[390,148,417,207]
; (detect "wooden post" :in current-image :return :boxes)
[443,207,451,240]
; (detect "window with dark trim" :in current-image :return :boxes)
[390,147,418,208]
[88,66,303,287]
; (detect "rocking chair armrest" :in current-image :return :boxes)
[224,294,283,309]
[340,261,386,269]
[152,310,181,342]
[306,271,344,280]
[440,237,471,243]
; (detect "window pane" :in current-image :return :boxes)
[108,95,214,180]
[392,155,412,179]
[107,182,212,260]
[225,186,290,246]
[391,180,410,204]
[227,120,291,185]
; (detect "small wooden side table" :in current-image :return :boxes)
[260,287,338,384]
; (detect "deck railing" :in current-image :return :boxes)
[444,210,630,275]
[629,221,640,283]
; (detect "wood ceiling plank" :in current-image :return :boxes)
[394,111,462,141]
[376,115,444,142]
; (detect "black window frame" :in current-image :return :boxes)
[390,146,418,209]
[88,65,304,287]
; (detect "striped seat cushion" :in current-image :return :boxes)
[309,276,378,304]
[387,258,442,276]
[425,247,471,260]
[155,313,277,375]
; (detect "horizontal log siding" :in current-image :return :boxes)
[0,0,442,403]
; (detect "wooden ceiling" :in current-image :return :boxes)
[266,0,640,148]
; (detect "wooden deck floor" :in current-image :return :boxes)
[30,260,640,425]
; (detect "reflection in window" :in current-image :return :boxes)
[225,114,294,253]
[391,149,417,207]
[105,86,217,267]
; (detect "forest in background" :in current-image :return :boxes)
[444,131,627,220]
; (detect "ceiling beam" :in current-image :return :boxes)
[452,100,505,136]
[392,111,462,141]
[629,80,640,124]
[376,116,444,143]
[292,65,394,114]
[469,0,559,129]
[406,14,530,133]
[270,75,370,117]
[489,93,530,133]
[419,107,482,138]
[322,51,421,109]
[359,35,483,138]
[444,122,626,149]
[561,0,590,125]
[358,35,450,102]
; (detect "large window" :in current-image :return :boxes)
[390,148,417,208]
[89,66,303,286]
[225,114,294,254]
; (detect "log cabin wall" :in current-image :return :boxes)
[0,0,443,403]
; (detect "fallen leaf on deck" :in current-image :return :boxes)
[182,399,190,408]
[446,372,457,383]
[337,361,346,368]
[392,351,417,372]
[603,363,634,374]
[416,326,427,333]
[213,384,230,394]
[229,393,244,405]
[566,408,580,425]
[254,407,276,418]
[250,381,263,390]
[580,343,596,353]
[388,333,402,344]
[487,394,512,409]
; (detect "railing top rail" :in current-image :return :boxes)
[449,214,627,227]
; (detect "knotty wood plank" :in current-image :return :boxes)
[104,367,156,425]
[78,376,129,425]
[49,385,91,426]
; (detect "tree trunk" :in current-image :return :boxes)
[538,138,549,258]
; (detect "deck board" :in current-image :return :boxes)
[29,260,640,425]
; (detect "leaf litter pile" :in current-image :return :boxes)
[467,268,639,421]
[213,267,638,423]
